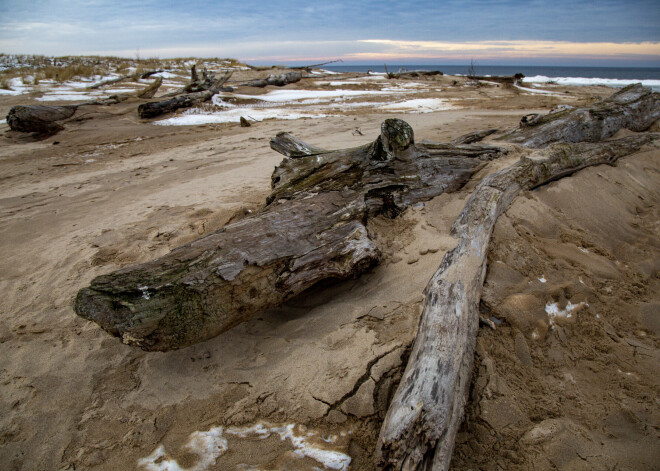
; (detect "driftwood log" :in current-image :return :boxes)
[88,69,163,89]
[6,105,77,134]
[74,119,501,351]
[136,77,162,99]
[386,70,443,79]
[138,71,232,119]
[500,83,660,148]
[375,133,654,470]
[6,77,165,134]
[241,71,302,88]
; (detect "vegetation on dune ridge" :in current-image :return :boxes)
[0,53,248,86]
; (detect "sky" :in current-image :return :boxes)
[0,0,659,66]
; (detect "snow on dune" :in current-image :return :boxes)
[380,98,455,112]
[524,75,660,89]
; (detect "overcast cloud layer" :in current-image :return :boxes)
[1,0,659,65]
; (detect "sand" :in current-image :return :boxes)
[0,68,658,470]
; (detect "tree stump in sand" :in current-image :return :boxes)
[74,119,500,351]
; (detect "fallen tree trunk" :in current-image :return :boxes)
[137,90,214,119]
[74,119,500,351]
[467,73,524,85]
[499,83,660,148]
[375,133,654,471]
[6,105,77,134]
[386,70,443,79]
[7,76,165,133]
[241,71,302,87]
[138,71,233,118]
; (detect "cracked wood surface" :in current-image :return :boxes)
[499,83,660,148]
[375,134,655,471]
[74,119,499,351]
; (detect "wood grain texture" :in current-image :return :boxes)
[74,119,499,351]
[375,134,654,471]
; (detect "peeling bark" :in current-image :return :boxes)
[375,134,654,471]
[74,119,500,351]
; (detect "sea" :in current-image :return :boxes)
[323,65,660,91]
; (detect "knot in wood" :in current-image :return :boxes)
[381,119,414,156]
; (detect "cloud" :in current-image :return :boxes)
[0,1,658,65]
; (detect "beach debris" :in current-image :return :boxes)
[375,132,653,471]
[74,119,500,351]
[450,128,498,145]
[137,70,233,119]
[500,83,660,148]
[383,64,443,79]
[88,68,163,89]
[135,76,162,99]
[6,104,77,134]
[6,76,163,134]
[352,127,364,136]
[239,116,251,127]
[241,70,302,88]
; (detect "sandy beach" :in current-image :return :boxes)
[0,63,658,470]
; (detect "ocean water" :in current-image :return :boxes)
[323,65,660,91]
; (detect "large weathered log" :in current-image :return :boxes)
[500,83,660,148]
[375,133,654,471]
[138,71,233,118]
[6,105,77,134]
[74,119,500,351]
[137,90,214,119]
[241,71,302,88]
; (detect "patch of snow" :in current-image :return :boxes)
[514,83,565,95]
[138,422,351,471]
[524,75,660,89]
[154,107,333,126]
[153,71,181,79]
[231,89,392,103]
[379,98,455,113]
[545,300,587,326]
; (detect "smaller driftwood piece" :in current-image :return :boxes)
[74,119,501,351]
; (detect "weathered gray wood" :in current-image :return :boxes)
[138,71,232,118]
[450,128,498,145]
[74,119,500,351]
[500,83,660,148]
[137,90,214,119]
[242,71,302,88]
[88,69,163,89]
[6,105,77,134]
[269,132,329,157]
[136,77,162,99]
[375,134,653,471]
